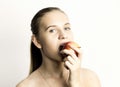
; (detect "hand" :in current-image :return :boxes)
[61,45,82,87]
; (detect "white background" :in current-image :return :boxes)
[0,0,120,87]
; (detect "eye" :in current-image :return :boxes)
[49,29,56,33]
[64,27,71,30]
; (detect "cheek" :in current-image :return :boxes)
[39,33,57,44]
[68,32,74,40]
[41,36,58,51]
[41,40,58,58]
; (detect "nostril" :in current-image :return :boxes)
[58,34,67,39]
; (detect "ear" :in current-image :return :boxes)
[31,35,41,49]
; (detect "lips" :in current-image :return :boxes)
[59,42,68,58]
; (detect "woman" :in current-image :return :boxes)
[17,7,101,87]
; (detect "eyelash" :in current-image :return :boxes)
[49,27,71,33]
[64,27,71,30]
[49,29,56,33]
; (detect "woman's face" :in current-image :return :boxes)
[38,10,74,61]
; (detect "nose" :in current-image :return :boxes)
[58,30,67,40]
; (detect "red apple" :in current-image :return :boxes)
[63,41,80,50]
[60,41,81,57]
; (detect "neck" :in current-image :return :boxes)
[38,57,69,78]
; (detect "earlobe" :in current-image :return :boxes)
[31,35,41,49]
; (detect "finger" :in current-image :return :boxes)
[67,56,75,64]
[69,45,82,59]
[61,49,79,61]
[64,60,72,70]
[60,49,75,57]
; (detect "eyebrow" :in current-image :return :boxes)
[45,23,70,31]
[45,25,56,31]
[65,23,70,25]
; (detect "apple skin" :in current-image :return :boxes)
[60,41,80,57]
[63,42,80,50]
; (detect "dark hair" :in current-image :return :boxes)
[30,7,65,74]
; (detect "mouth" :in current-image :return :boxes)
[59,42,69,58]
[59,43,65,51]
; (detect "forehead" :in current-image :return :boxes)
[39,10,69,28]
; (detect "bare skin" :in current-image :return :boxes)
[17,10,101,87]
[16,68,100,87]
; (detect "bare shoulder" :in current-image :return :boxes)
[16,70,44,87]
[16,76,37,87]
[16,78,31,87]
[81,68,101,87]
